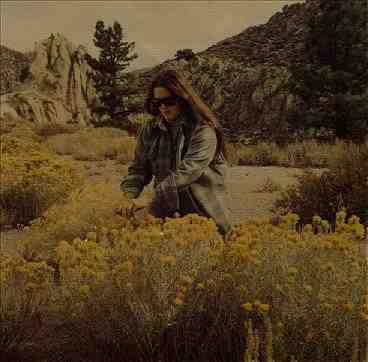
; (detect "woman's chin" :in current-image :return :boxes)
[162,114,172,121]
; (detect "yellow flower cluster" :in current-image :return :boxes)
[1,135,82,226]
[1,254,53,290]
[242,301,270,314]
[2,210,366,360]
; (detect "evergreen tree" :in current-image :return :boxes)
[85,20,139,128]
[175,48,196,61]
[288,0,368,142]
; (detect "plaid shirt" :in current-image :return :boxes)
[120,109,232,235]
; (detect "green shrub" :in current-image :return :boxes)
[274,142,368,227]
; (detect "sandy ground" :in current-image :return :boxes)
[1,159,366,258]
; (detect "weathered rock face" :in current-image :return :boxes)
[1,33,95,127]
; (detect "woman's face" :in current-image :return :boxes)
[153,86,182,122]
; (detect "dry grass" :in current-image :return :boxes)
[254,177,282,193]
[232,139,360,168]
[32,122,83,137]
[45,127,136,162]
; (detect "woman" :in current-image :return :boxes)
[120,68,232,237]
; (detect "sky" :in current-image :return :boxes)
[1,0,303,71]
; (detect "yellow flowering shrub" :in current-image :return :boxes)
[220,213,367,361]
[1,210,367,361]
[0,253,53,359]
[1,135,82,226]
[27,213,220,361]
[18,180,133,263]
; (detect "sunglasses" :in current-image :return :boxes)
[150,96,179,109]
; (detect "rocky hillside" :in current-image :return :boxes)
[123,0,317,141]
[201,2,307,66]
[1,33,95,128]
[0,45,32,95]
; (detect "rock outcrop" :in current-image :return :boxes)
[1,33,95,128]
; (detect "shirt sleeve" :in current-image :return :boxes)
[150,124,217,215]
[120,123,154,199]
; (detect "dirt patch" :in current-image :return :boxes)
[226,166,326,224]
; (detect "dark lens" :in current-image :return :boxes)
[151,96,178,109]
[150,99,160,113]
[151,99,159,108]
[161,97,177,106]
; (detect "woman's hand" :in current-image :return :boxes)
[130,205,151,220]
[115,198,150,219]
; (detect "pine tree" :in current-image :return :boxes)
[85,20,139,128]
[288,0,368,142]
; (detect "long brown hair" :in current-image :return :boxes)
[144,68,228,161]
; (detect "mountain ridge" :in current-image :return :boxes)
[1,0,315,140]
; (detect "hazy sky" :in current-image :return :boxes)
[1,0,302,70]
